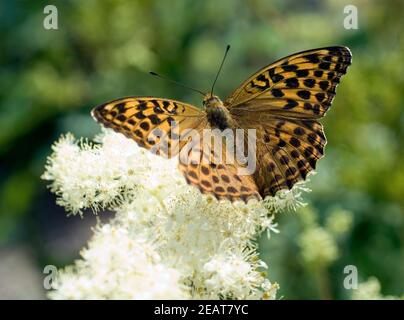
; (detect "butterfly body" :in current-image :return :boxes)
[204,94,235,130]
[92,46,352,203]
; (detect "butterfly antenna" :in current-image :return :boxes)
[149,71,205,96]
[210,44,231,97]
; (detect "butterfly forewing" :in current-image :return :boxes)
[226,46,352,119]
[92,97,206,158]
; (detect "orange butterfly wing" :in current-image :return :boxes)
[177,125,260,202]
[92,97,206,158]
[225,46,352,197]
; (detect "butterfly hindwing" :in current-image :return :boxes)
[92,97,206,158]
[178,129,261,202]
[245,117,326,196]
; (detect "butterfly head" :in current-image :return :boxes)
[203,94,223,109]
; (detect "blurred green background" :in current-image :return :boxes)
[0,0,403,299]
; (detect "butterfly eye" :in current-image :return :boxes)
[203,97,213,106]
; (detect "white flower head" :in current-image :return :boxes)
[42,129,308,299]
[298,226,339,267]
[50,223,189,300]
[352,277,403,300]
[263,181,310,214]
[201,246,273,299]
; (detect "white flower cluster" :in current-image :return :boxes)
[352,277,403,300]
[51,225,188,300]
[42,129,307,300]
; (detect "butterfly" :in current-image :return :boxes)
[92,46,352,203]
